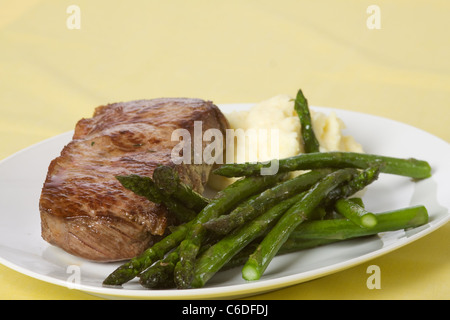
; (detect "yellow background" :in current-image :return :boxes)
[0,0,448,299]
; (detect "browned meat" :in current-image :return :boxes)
[39,98,228,262]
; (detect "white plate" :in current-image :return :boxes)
[0,105,449,300]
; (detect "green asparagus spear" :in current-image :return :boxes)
[161,198,197,223]
[116,174,162,203]
[153,165,210,212]
[294,89,320,153]
[154,205,427,288]
[138,249,179,289]
[202,169,332,235]
[223,205,428,272]
[213,151,432,180]
[230,206,428,271]
[192,191,306,288]
[242,168,356,281]
[291,205,428,240]
[335,198,378,228]
[194,166,380,287]
[174,173,287,288]
[202,193,259,231]
[314,166,379,219]
[324,166,380,206]
[116,174,197,222]
[347,197,365,207]
[222,239,338,271]
[102,221,191,286]
[139,225,227,289]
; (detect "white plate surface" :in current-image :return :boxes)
[0,105,449,299]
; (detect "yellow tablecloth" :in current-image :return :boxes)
[0,0,448,300]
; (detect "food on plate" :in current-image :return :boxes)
[39,98,228,262]
[208,93,363,190]
[334,197,378,228]
[202,169,333,235]
[294,89,321,153]
[213,151,432,179]
[192,167,375,287]
[212,204,429,273]
[223,168,364,282]
[103,173,285,286]
[102,89,432,289]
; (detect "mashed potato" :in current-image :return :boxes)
[208,94,363,190]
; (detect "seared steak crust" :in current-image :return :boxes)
[39,98,228,261]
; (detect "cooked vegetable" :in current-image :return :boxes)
[335,198,378,228]
[116,174,196,222]
[173,173,287,288]
[241,168,356,281]
[197,205,429,274]
[294,89,320,153]
[290,205,428,240]
[139,249,179,289]
[213,151,432,180]
[193,166,382,287]
[192,191,307,288]
[320,166,380,212]
[115,174,162,203]
[153,165,210,212]
[103,88,433,290]
[203,169,331,235]
[102,221,191,286]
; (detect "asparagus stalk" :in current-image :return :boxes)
[143,200,397,290]
[291,205,428,240]
[105,166,377,287]
[213,151,432,180]
[153,165,210,212]
[102,221,191,286]
[116,174,197,222]
[219,205,429,273]
[347,197,365,207]
[174,173,287,288]
[240,204,429,282]
[138,249,179,289]
[192,191,306,288]
[335,198,378,228]
[115,174,162,203]
[294,89,320,153]
[222,239,338,271]
[242,168,356,281]
[193,166,379,287]
[203,169,332,235]
[323,166,379,206]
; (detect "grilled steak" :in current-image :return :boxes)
[39,98,228,262]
